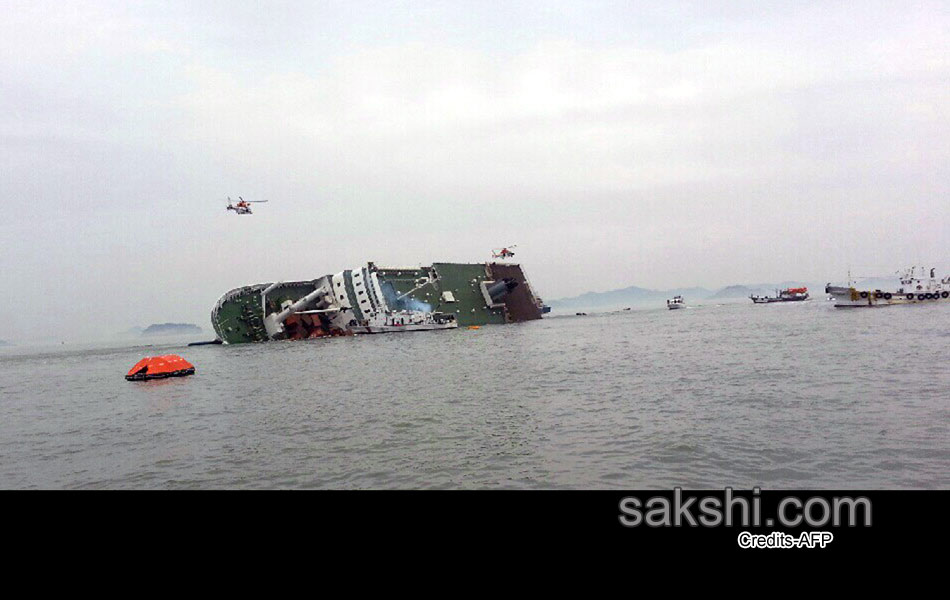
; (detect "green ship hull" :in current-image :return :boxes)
[211,261,545,344]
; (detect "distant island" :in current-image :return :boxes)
[548,278,878,310]
[707,285,769,300]
[141,323,203,336]
[548,285,713,310]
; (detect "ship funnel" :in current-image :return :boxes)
[487,278,519,303]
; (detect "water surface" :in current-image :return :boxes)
[1,301,948,488]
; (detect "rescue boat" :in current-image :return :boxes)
[349,310,458,334]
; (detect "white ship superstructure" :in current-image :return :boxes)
[258,264,448,338]
[825,267,950,308]
[350,310,458,334]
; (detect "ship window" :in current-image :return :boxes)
[336,282,341,287]
[355,281,362,286]
[339,295,345,300]
[358,290,364,295]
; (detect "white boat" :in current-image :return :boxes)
[825,267,950,308]
[350,310,458,333]
[667,295,686,310]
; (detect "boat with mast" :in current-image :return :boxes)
[750,287,809,303]
[825,266,950,308]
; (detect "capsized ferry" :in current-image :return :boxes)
[825,267,950,308]
[211,261,545,343]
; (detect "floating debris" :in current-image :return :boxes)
[187,339,223,346]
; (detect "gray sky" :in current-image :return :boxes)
[2,1,948,341]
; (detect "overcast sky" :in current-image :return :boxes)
[2,1,948,341]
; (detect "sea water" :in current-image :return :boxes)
[1,301,947,488]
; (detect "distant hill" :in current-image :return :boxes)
[708,285,763,299]
[548,275,908,311]
[550,280,827,309]
[0,339,11,347]
[833,277,902,291]
[548,285,713,310]
[141,323,202,336]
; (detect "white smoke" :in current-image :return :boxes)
[380,281,433,313]
[400,297,433,313]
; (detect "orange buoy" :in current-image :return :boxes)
[126,354,195,381]
[467,325,481,330]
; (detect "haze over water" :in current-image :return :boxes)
[2,301,947,489]
[3,2,948,343]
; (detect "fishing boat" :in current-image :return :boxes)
[826,267,950,308]
[667,296,686,310]
[750,287,810,303]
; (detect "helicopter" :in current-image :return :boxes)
[491,245,517,259]
[226,196,268,215]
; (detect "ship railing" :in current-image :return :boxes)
[513,262,543,306]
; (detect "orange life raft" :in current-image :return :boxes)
[125,355,195,381]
